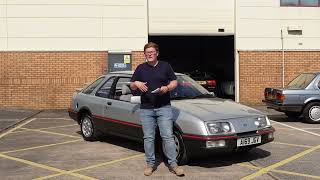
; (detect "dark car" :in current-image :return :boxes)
[186,71,217,93]
[186,70,235,98]
[263,72,320,123]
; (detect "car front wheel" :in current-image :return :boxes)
[303,102,320,124]
[161,130,189,165]
[80,114,100,141]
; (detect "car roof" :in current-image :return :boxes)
[107,71,185,76]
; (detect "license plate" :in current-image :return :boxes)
[196,81,206,85]
[237,136,261,147]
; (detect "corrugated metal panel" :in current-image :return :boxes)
[149,0,234,35]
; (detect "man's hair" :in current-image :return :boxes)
[144,42,159,52]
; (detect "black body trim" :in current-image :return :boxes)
[262,100,302,112]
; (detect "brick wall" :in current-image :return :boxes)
[132,51,145,70]
[0,51,107,109]
[239,51,320,105]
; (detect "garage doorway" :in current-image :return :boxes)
[148,36,235,100]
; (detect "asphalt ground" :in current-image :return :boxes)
[0,108,319,180]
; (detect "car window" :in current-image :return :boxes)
[286,73,317,89]
[113,77,133,101]
[95,77,116,98]
[82,77,104,94]
[170,75,213,99]
[115,77,131,90]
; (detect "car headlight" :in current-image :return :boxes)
[254,116,271,128]
[206,122,233,134]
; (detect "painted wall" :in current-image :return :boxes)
[0,0,148,51]
[236,0,320,50]
[148,0,234,35]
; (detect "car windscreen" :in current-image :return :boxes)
[170,75,214,99]
[286,73,317,89]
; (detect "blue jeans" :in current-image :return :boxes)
[139,105,177,167]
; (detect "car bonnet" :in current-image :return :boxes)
[171,99,264,121]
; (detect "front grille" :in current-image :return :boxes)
[236,131,257,137]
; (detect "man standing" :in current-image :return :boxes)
[130,42,184,176]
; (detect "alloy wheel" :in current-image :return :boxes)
[82,116,93,137]
[309,106,320,121]
[174,134,181,156]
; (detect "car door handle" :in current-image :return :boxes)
[107,102,112,105]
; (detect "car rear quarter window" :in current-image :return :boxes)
[82,77,104,94]
[286,73,317,89]
[95,77,116,98]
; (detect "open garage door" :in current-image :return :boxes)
[149,36,235,100]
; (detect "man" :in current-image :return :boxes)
[130,42,184,176]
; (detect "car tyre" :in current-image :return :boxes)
[162,130,189,165]
[303,102,320,124]
[80,113,100,141]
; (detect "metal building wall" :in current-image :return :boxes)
[0,0,148,51]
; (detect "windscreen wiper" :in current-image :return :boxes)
[192,93,214,99]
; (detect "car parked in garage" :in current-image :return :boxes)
[185,70,217,93]
[185,70,235,99]
[263,72,320,124]
[68,71,275,164]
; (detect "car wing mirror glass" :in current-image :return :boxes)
[130,96,141,104]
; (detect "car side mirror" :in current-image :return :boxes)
[75,88,82,93]
[130,96,141,104]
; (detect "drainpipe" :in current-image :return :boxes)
[281,29,285,88]
[234,0,240,102]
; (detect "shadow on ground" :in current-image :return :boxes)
[269,115,304,123]
[76,131,271,169]
[187,148,271,168]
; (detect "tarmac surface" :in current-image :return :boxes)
[0,106,319,180]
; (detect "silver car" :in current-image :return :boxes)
[263,72,320,124]
[68,71,274,164]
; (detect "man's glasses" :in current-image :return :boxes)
[145,51,157,55]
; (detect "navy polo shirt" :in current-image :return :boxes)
[131,61,177,109]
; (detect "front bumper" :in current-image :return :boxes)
[68,108,80,124]
[183,127,275,158]
[262,100,302,112]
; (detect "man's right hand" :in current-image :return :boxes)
[133,81,148,92]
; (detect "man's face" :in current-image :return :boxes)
[144,47,158,62]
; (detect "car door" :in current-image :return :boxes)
[77,76,109,118]
[103,76,143,141]
[92,76,118,133]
